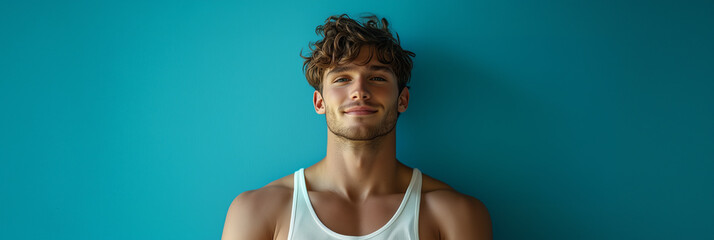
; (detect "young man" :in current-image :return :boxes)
[222,14,492,240]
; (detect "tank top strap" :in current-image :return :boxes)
[286,168,302,240]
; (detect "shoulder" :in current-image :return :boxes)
[221,173,295,240]
[233,173,295,212]
[420,173,493,240]
[232,175,295,211]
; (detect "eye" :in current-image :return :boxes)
[334,78,349,83]
[371,77,387,81]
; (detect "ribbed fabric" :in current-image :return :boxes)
[287,168,422,240]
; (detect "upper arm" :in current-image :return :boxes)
[221,191,273,240]
[447,197,492,240]
[430,192,493,240]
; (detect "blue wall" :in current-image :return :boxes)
[2,0,712,239]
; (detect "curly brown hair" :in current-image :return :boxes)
[302,14,415,93]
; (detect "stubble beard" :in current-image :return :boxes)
[325,102,399,141]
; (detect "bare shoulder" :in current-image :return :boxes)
[221,173,295,240]
[420,173,493,240]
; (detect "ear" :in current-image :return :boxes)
[313,90,326,114]
[398,87,410,112]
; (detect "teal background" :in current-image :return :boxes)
[1,0,712,239]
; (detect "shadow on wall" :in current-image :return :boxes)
[398,44,590,239]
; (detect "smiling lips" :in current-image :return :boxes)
[344,106,378,115]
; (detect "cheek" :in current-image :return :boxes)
[377,88,400,103]
[324,88,349,100]
[323,91,347,108]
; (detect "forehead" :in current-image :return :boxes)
[324,47,394,77]
[353,45,379,64]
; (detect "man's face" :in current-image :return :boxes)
[313,46,410,141]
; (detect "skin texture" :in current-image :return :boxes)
[222,46,492,240]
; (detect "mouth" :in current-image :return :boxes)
[345,106,377,115]
[344,110,378,115]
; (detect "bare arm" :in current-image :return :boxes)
[428,191,493,240]
[221,191,273,240]
[446,196,492,239]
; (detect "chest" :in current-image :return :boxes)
[273,193,441,240]
[309,192,404,235]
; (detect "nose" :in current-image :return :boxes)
[350,77,371,101]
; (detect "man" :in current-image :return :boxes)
[222,14,492,240]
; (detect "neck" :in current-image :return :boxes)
[310,128,405,202]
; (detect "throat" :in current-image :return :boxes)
[309,160,410,201]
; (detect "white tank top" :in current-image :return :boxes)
[287,168,422,240]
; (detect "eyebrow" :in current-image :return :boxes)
[326,65,393,76]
